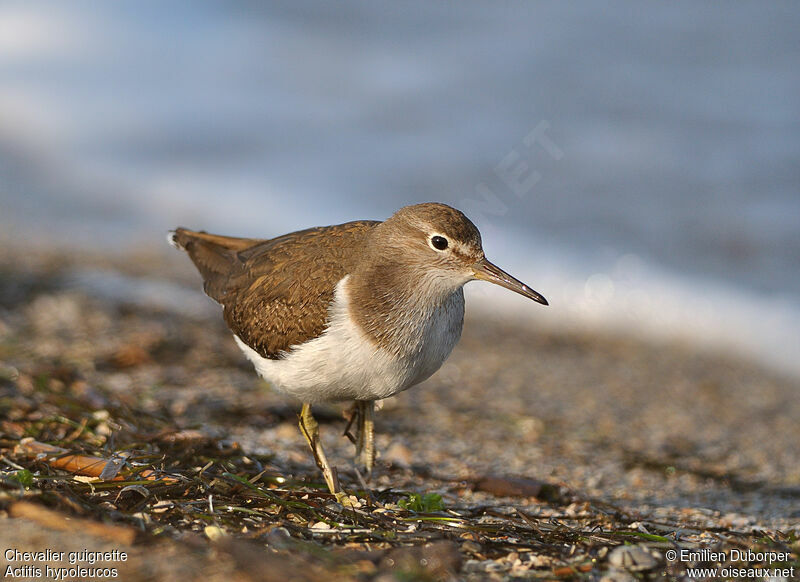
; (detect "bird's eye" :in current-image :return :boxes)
[430,235,449,251]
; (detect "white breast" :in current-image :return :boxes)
[233,275,464,403]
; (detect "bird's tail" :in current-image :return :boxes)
[167,227,262,303]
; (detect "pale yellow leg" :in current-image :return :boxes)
[354,400,376,476]
[298,403,342,497]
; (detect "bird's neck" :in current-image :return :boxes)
[347,259,465,358]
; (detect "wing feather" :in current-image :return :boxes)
[171,221,379,359]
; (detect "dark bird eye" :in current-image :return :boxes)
[430,235,449,251]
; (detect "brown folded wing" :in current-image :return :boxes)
[171,221,379,359]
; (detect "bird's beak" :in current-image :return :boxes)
[472,258,548,306]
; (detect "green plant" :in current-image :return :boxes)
[398,492,445,512]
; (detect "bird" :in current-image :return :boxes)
[169,202,547,499]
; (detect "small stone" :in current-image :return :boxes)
[460,540,482,554]
[264,527,293,550]
[608,545,658,571]
[0,365,19,381]
[485,561,510,573]
[204,525,225,541]
[529,554,553,568]
[92,409,110,421]
[463,559,483,573]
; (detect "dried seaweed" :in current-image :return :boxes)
[2,396,797,581]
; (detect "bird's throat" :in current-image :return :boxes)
[347,264,466,359]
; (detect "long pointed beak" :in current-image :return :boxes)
[472,258,548,306]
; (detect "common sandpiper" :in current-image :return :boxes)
[169,203,547,498]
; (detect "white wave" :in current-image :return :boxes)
[467,230,800,379]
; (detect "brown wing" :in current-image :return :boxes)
[170,221,379,359]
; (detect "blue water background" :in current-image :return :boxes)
[1,1,798,374]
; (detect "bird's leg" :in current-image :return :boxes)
[298,403,341,497]
[353,400,375,476]
[342,401,376,476]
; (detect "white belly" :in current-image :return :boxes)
[233,276,464,403]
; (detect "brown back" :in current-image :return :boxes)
[172,221,379,359]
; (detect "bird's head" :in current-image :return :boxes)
[374,202,548,305]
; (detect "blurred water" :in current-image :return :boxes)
[1,1,799,374]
